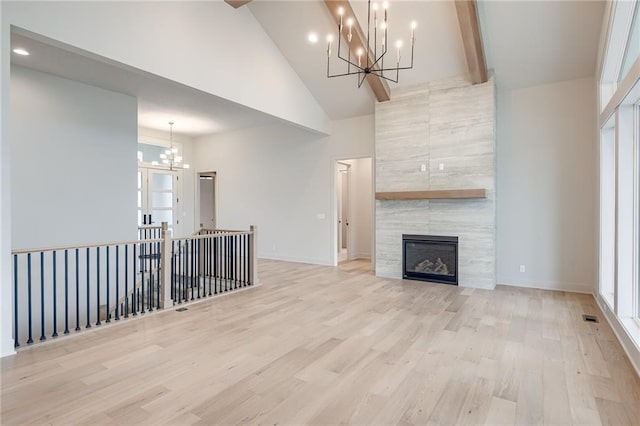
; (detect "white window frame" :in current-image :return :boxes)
[598,0,640,366]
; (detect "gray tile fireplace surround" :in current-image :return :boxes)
[375,76,496,289]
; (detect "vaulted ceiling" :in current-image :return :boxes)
[249,0,605,118]
[9,1,606,135]
[249,0,469,119]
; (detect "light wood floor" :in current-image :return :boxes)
[2,259,639,425]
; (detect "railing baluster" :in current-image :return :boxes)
[132,244,137,316]
[224,235,231,291]
[208,236,212,296]
[40,252,46,341]
[27,253,33,344]
[176,243,180,304]
[171,241,176,302]
[157,241,161,308]
[248,231,252,286]
[190,239,194,301]
[197,239,201,299]
[234,235,238,290]
[13,255,19,348]
[148,241,154,312]
[86,247,91,329]
[64,250,69,334]
[52,251,58,338]
[214,236,218,295]
[125,245,129,318]
[141,242,146,314]
[106,246,111,323]
[75,249,80,331]
[116,245,120,321]
[96,246,101,326]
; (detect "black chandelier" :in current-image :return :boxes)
[326,0,416,87]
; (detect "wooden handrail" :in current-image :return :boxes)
[171,231,251,242]
[11,238,163,255]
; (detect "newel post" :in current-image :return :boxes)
[250,225,258,285]
[160,222,173,308]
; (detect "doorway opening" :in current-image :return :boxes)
[334,157,374,268]
[198,172,216,230]
[337,162,351,262]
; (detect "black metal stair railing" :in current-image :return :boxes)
[10,224,258,349]
[170,228,256,305]
[11,238,162,348]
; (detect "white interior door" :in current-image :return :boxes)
[138,168,182,234]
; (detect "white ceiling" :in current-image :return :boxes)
[249,0,606,117]
[479,0,606,90]
[248,0,468,119]
[10,31,281,137]
[9,1,607,133]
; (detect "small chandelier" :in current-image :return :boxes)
[158,122,190,170]
[326,0,416,87]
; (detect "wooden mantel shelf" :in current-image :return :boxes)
[375,189,487,200]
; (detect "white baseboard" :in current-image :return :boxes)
[595,295,640,379]
[1,348,16,358]
[348,252,371,261]
[497,277,594,294]
[258,253,333,266]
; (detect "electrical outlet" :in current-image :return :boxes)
[519,265,526,273]
[420,164,426,172]
[439,163,445,171]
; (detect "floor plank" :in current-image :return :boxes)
[1,258,639,425]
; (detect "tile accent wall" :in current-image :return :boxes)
[375,76,496,289]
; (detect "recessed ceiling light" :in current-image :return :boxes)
[12,48,29,56]
[308,33,318,44]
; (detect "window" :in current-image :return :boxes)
[600,119,615,309]
[619,3,639,83]
[637,102,640,321]
[599,0,640,348]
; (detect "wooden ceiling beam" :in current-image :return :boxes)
[454,0,488,84]
[224,0,252,9]
[324,0,391,102]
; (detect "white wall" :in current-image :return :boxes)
[497,77,597,293]
[193,115,374,265]
[2,1,329,134]
[10,66,138,250]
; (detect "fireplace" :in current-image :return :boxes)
[402,235,458,285]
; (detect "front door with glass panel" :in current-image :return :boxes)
[138,168,181,234]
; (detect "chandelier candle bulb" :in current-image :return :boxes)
[324,0,415,87]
